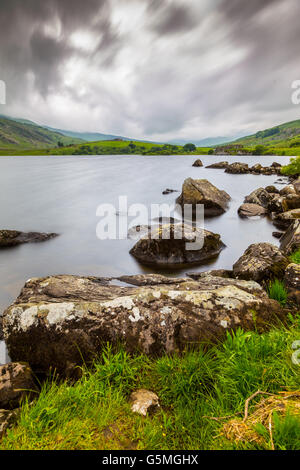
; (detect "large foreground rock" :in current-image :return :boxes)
[2,275,284,376]
[176,178,230,217]
[130,224,225,266]
[233,243,289,283]
[0,230,58,248]
[0,363,38,409]
[280,220,300,255]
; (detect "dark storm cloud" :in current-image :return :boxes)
[0,0,120,97]
[0,0,300,139]
[150,2,198,35]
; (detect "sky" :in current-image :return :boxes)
[0,0,300,141]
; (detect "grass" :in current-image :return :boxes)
[267,280,288,306]
[1,316,300,450]
[281,156,300,176]
[290,249,300,264]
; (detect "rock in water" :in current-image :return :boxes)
[0,363,38,409]
[0,230,58,248]
[2,275,284,376]
[238,204,267,218]
[244,188,273,209]
[225,162,249,174]
[273,209,300,229]
[206,161,228,169]
[280,220,300,255]
[129,224,225,266]
[192,159,203,167]
[176,178,230,217]
[130,390,159,416]
[233,243,289,283]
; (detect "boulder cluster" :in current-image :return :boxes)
[238,178,300,231]
[0,161,299,436]
[206,161,283,176]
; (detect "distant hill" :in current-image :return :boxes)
[44,127,133,143]
[0,116,82,152]
[169,135,245,147]
[230,119,300,147]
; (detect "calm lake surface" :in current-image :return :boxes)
[0,154,291,362]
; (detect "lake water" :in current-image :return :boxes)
[0,154,291,363]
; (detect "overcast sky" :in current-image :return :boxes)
[0,0,300,141]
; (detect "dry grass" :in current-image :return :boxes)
[222,391,300,449]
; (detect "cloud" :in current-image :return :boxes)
[0,0,300,140]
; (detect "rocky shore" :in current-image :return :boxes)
[0,159,300,440]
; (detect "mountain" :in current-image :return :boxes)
[230,119,300,147]
[44,126,162,145]
[44,127,132,142]
[169,135,246,147]
[0,116,83,152]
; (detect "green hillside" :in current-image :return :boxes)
[14,139,209,156]
[231,119,300,152]
[0,116,83,152]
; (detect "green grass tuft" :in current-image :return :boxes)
[267,279,288,306]
[290,249,300,264]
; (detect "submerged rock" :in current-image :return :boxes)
[162,188,179,195]
[272,232,284,239]
[2,274,284,375]
[206,161,228,169]
[0,362,38,409]
[0,230,58,248]
[233,243,289,283]
[130,224,225,266]
[238,203,267,218]
[280,220,300,255]
[176,178,230,217]
[192,159,203,167]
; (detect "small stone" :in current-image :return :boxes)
[0,362,38,409]
[0,408,20,438]
[192,159,203,167]
[130,389,159,416]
